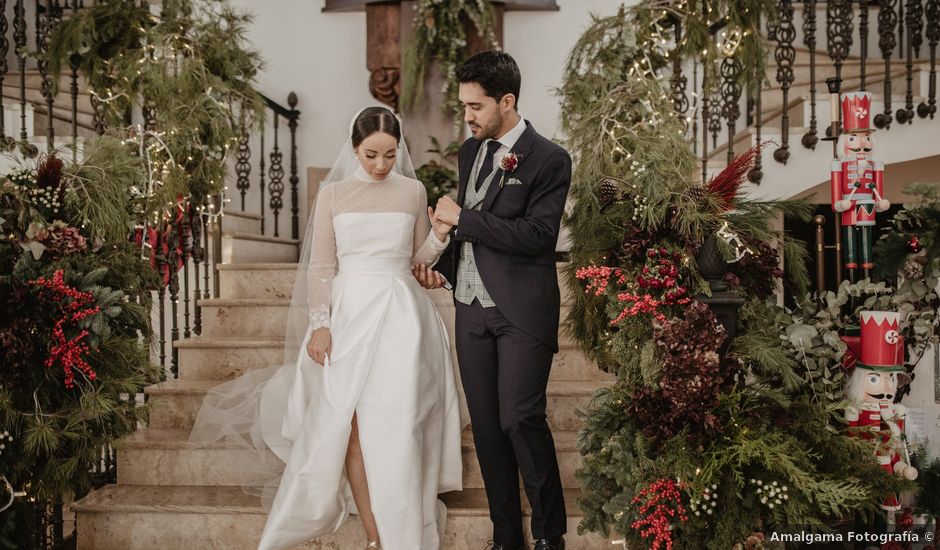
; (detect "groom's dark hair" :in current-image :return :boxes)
[456,50,521,110]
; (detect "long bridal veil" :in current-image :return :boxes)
[187,107,418,508]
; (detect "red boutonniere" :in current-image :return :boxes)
[498,152,520,187]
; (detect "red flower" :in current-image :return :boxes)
[499,152,519,173]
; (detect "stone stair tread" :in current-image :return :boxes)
[197,297,292,307]
[227,232,300,245]
[74,484,587,518]
[125,426,580,453]
[225,211,263,221]
[146,378,606,396]
[216,263,298,271]
[441,488,586,517]
[174,336,284,349]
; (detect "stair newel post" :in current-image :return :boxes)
[860,0,871,90]
[896,0,918,123]
[288,92,300,242]
[774,0,796,164]
[823,76,846,284]
[14,0,27,141]
[191,201,203,336]
[269,113,284,238]
[814,214,827,295]
[202,199,211,302]
[259,122,266,236]
[211,193,222,299]
[720,56,742,165]
[918,0,938,118]
[875,0,899,128]
[803,0,820,149]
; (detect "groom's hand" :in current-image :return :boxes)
[434,196,461,226]
[412,263,446,289]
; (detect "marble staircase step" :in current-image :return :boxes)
[117,427,584,490]
[145,379,607,433]
[174,334,608,382]
[197,298,291,339]
[221,232,299,264]
[217,263,297,299]
[72,484,612,549]
[220,210,264,236]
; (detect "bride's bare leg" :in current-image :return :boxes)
[346,412,380,546]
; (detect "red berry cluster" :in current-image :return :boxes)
[630,478,689,550]
[575,265,626,297]
[637,248,688,300]
[29,270,101,389]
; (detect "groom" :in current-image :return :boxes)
[416,50,570,550]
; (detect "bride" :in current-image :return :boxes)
[189,106,464,550]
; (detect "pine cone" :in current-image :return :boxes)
[685,185,709,203]
[598,179,619,206]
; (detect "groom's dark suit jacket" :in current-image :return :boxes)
[434,121,572,353]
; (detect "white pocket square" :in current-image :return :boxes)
[503,177,526,186]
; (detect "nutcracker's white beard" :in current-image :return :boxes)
[844,369,869,404]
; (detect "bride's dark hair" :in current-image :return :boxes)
[351,106,401,148]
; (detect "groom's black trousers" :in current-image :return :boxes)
[455,299,567,546]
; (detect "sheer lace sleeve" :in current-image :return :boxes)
[307,183,336,331]
[411,180,449,266]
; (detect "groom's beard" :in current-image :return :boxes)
[471,111,503,141]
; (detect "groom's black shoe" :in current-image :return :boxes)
[533,538,565,550]
[484,543,525,550]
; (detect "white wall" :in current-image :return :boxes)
[226,0,630,233]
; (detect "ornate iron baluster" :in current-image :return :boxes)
[913,0,925,56]
[0,1,8,140]
[748,77,764,183]
[156,223,167,368]
[708,86,723,149]
[168,211,181,379]
[721,56,743,165]
[701,63,710,182]
[182,202,192,341]
[235,131,251,211]
[269,114,285,238]
[692,60,699,155]
[202,200,211,305]
[918,0,938,118]
[671,20,690,125]
[860,0,871,90]
[191,203,203,336]
[14,0,27,141]
[875,0,899,127]
[288,93,300,241]
[774,0,796,164]
[828,0,855,105]
[69,53,79,148]
[803,0,820,149]
[36,0,61,149]
[897,0,918,123]
[90,93,105,135]
[899,0,906,57]
[259,124,266,235]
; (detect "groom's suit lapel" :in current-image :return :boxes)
[456,139,483,208]
[481,121,537,212]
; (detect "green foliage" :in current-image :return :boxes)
[46,0,265,206]
[558,3,931,547]
[414,136,460,207]
[913,455,940,518]
[401,0,497,127]
[873,183,940,281]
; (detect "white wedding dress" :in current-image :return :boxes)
[189,168,463,550]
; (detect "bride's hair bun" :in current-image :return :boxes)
[352,106,401,148]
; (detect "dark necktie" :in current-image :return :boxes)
[475,140,502,192]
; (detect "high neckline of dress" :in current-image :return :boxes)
[354,166,393,183]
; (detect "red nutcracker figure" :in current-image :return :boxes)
[831,92,891,282]
[843,311,918,511]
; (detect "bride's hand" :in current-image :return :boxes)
[307,328,332,366]
[428,206,452,241]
